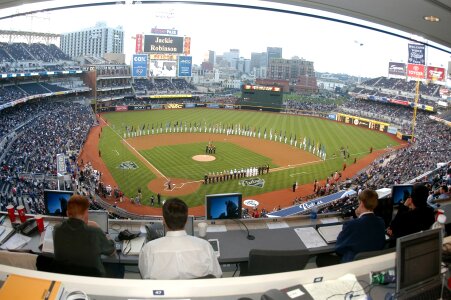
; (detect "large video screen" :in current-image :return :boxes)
[206,193,242,220]
[44,190,74,216]
[143,35,184,54]
[149,60,177,77]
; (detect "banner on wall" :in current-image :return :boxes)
[407,64,425,79]
[177,56,192,77]
[408,44,425,65]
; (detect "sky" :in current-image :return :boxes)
[0,0,450,78]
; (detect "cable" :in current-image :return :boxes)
[232,219,255,240]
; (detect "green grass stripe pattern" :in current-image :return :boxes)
[99,109,399,206]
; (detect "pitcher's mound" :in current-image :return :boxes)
[192,155,216,162]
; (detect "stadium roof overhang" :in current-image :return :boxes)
[0,0,449,51]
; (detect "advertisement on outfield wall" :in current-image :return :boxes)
[387,126,398,135]
[207,104,220,108]
[178,56,192,77]
[144,35,184,53]
[132,54,148,77]
[388,62,406,76]
[151,104,163,109]
[149,60,177,77]
[165,103,184,109]
[337,113,389,132]
[407,64,425,79]
[328,114,336,120]
[185,103,196,108]
[408,44,425,65]
[426,66,446,81]
[115,106,128,111]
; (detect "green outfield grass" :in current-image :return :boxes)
[99,108,400,206]
[140,142,277,180]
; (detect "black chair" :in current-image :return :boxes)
[354,247,395,261]
[240,249,310,276]
[36,255,103,277]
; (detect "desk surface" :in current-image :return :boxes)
[1,213,338,265]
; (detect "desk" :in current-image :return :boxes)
[206,226,334,263]
[1,213,339,266]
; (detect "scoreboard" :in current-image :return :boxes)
[239,84,283,112]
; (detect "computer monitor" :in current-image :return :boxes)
[391,184,413,205]
[396,228,442,299]
[44,190,74,216]
[205,193,242,220]
[88,210,109,234]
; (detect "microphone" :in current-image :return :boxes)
[232,219,255,240]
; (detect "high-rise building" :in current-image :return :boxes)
[223,49,240,69]
[60,22,124,58]
[208,50,215,66]
[266,47,282,66]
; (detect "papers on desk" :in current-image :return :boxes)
[320,217,340,224]
[0,233,31,250]
[317,225,343,244]
[294,227,327,248]
[40,226,54,254]
[304,274,366,300]
[206,225,227,233]
[266,221,289,229]
[0,225,14,244]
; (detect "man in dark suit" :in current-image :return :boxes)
[335,189,386,262]
[387,183,435,239]
[317,189,386,266]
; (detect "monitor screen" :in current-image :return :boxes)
[391,184,413,205]
[205,193,242,220]
[396,228,442,293]
[88,210,109,233]
[44,190,74,216]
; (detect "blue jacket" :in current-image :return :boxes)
[335,213,386,262]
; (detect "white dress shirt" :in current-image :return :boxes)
[138,230,222,279]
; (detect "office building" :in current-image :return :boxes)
[267,47,282,66]
[60,22,124,58]
[208,50,216,66]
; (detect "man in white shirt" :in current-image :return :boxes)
[139,198,222,279]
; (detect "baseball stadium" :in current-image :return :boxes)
[0,0,450,298]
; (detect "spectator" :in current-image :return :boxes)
[139,198,222,279]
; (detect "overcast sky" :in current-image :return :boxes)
[0,0,449,78]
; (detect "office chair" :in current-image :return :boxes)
[240,249,310,276]
[37,255,103,277]
[354,247,394,261]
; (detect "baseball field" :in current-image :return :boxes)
[94,108,400,208]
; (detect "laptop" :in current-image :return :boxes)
[395,228,443,300]
[88,210,109,234]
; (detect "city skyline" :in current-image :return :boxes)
[0,1,449,79]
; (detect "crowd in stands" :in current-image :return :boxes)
[361,76,442,97]
[285,99,338,113]
[0,82,71,105]
[0,42,71,63]
[0,100,95,215]
[133,78,195,94]
[97,78,132,89]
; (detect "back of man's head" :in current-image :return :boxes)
[163,198,188,231]
[67,195,89,218]
[358,189,378,211]
[411,184,429,208]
